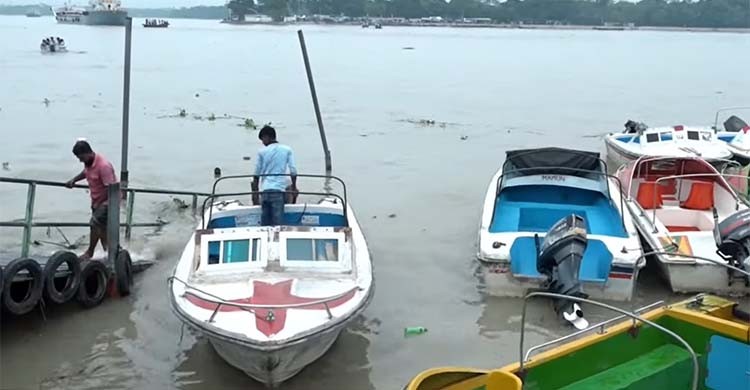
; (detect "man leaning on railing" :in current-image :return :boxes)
[65,140,118,260]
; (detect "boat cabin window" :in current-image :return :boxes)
[659,132,672,141]
[200,231,266,268]
[279,232,346,267]
[687,131,699,140]
[646,133,659,143]
[701,131,712,141]
[286,239,339,261]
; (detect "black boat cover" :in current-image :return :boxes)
[504,147,603,177]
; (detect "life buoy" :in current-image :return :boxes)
[2,257,44,315]
[76,260,108,308]
[43,251,81,304]
[114,249,133,296]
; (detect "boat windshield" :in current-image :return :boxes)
[502,147,605,181]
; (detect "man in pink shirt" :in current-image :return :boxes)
[65,140,118,260]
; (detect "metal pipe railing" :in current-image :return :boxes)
[519,292,699,390]
[523,300,665,362]
[169,276,360,322]
[0,176,213,258]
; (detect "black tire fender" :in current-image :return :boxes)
[43,250,81,305]
[76,260,108,308]
[114,249,133,296]
[2,257,44,315]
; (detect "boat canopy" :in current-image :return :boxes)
[503,147,605,178]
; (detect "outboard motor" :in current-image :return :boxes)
[536,214,589,330]
[713,209,750,287]
[723,115,749,133]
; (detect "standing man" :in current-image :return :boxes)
[253,125,297,226]
[65,140,118,260]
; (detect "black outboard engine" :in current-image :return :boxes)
[723,115,749,133]
[713,209,750,287]
[536,214,589,329]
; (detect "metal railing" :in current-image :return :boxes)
[518,292,699,390]
[0,176,213,258]
[169,276,361,322]
[494,167,627,229]
[645,251,750,277]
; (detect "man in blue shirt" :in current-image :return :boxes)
[253,125,298,226]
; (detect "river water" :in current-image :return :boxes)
[1,15,749,389]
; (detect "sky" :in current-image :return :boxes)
[2,0,226,7]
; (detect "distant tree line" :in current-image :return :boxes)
[227,0,750,27]
[2,1,749,28]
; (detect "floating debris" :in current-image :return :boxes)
[404,326,427,336]
[460,135,468,141]
[401,118,455,128]
[241,118,257,129]
[194,93,200,98]
[172,198,189,209]
[179,108,187,117]
[242,156,251,161]
[2,162,9,171]
[402,47,415,50]
[43,98,50,106]
[388,213,397,218]
[208,113,216,121]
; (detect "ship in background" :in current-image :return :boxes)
[53,0,127,26]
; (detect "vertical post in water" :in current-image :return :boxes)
[121,17,132,191]
[21,183,36,258]
[107,183,121,266]
[297,30,332,174]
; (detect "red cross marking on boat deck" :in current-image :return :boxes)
[185,280,356,336]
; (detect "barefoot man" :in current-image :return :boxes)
[65,140,118,260]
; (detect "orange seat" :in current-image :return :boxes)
[637,181,662,209]
[681,181,714,210]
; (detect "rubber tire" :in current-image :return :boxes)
[43,251,81,305]
[2,257,44,315]
[114,249,133,296]
[76,260,108,309]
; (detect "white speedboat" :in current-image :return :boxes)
[478,148,643,303]
[616,156,750,294]
[605,121,733,167]
[714,109,750,165]
[169,174,373,386]
[40,41,67,53]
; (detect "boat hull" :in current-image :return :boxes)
[55,10,127,26]
[207,324,344,385]
[479,259,638,301]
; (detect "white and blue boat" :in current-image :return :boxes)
[169,174,373,386]
[605,122,733,168]
[477,148,643,302]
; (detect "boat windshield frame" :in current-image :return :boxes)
[714,107,750,131]
[623,156,737,200]
[201,173,349,229]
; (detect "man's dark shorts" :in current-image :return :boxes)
[90,204,108,229]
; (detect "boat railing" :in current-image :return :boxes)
[518,292,699,390]
[199,190,348,230]
[648,173,744,233]
[206,173,347,227]
[494,167,626,230]
[0,176,213,258]
[714,107,750,130]
[169,276,361,321]
[627,156,740,201]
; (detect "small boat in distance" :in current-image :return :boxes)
[406,294,750,390]
[605,121,733,167]
[40,37,67,53]
[26,10,42,17]
[169,174,373,386]
[478,148,643,307]
[616,156,750,294]
[143,19,169,28]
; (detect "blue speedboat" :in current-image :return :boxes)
[477,148,643,303]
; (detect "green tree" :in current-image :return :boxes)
[227,0,257,20]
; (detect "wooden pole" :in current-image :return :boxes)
[297,30,332,174]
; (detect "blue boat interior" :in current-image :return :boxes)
[615,134,640,144]
[208,210,346,229]
[509,237,613,282]
[490,185,627,237]
[491,184,627,283]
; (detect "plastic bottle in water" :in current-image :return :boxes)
[404,326,428,336]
